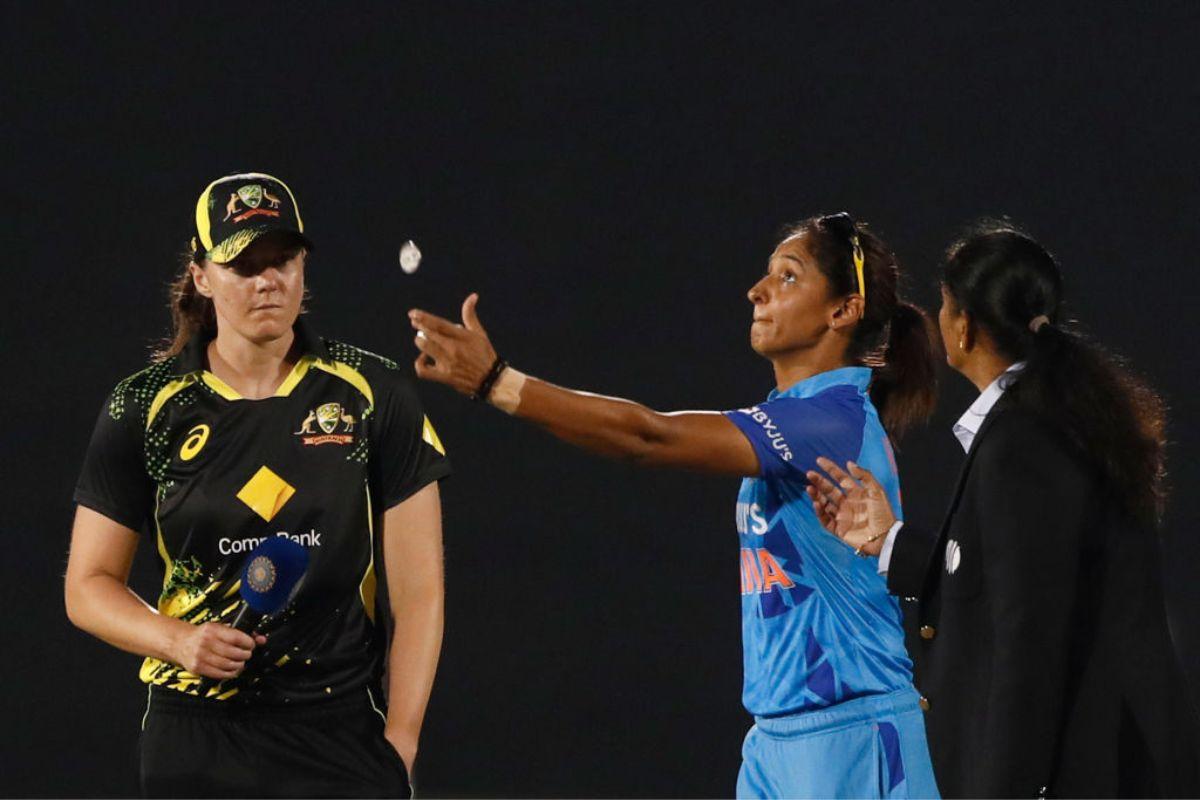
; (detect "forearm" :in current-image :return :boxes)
[513,375,670,463]
[384,584,444,753]
[65,572,187,664]
[408,307,755,474]
[409,305,667,458]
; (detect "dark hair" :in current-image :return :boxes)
[155,235,309,360]
[942,220,1166,522]
[156,247,217,360]
[784,214,940,439]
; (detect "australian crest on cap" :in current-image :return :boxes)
[237,184,264,209]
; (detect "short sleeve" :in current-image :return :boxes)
[723,387,866,481]
[369,374,452,510]
[74,395,154,532]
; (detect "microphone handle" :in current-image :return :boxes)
[229,601,257,633]
[195,601,262,697]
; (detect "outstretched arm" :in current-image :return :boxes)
[408,294,759,477]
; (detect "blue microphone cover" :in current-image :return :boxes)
[239,536,309,614]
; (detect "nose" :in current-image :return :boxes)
[254,266,283,291]
[747,275,768,305]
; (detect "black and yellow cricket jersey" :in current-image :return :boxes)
[74,320,450,704]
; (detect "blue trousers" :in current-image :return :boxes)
[737,688,940,799]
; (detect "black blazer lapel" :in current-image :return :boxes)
[886,396,1013,600]
[911,395,1014,609]
[936,394,1012,540]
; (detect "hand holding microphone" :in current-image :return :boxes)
[174,622,265,682]
[191,536,309,696]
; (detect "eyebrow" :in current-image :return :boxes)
[769,253,807,271]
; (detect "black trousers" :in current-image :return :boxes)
[139,687,411,799]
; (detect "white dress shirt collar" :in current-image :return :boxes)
[952,362,1026,453]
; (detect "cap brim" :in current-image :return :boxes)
[208,228,314,264]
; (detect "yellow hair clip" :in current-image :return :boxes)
[851,235,866,300]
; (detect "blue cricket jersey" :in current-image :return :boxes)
[724,367,912,717]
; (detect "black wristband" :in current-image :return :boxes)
[471,357,508,402]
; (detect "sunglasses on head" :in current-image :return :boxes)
[818,213,866,299]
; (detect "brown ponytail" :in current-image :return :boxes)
[869,302,940,438]
[155,247,216,360]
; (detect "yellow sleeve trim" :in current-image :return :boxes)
[422,415,446,455]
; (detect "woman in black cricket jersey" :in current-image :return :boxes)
[65,172,450,798]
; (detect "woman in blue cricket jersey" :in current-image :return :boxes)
[409,213,942,799]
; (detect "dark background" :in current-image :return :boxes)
[3,3,1198,797]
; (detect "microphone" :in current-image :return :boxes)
[196,536,309,697]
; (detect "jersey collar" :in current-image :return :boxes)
[173,317,330,377]
[768,366,872,401]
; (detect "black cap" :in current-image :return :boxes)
[192,172,312,263]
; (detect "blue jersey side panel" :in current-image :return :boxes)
[724,367,911,717]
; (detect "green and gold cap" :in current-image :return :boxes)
[192,172,312,263]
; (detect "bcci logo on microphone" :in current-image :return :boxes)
[247,555,277,592]
[295,402,356,446]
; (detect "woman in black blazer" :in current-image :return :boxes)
[806,222,1198,798]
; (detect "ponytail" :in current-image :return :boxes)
[944,221,1166,523]
[1009,322,1165,522]
[870,302,940,440]
[155,247,215,360]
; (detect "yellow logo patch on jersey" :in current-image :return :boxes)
[237,466,296,522]
[180,424,210,461]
